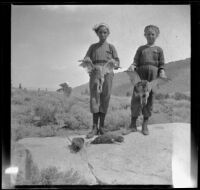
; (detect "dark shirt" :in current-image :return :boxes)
[134,45,165,69]
[85,41,120,67]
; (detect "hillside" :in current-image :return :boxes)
[72,58,190,96]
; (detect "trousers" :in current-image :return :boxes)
[89,71,114,114]
[131,65,158,118]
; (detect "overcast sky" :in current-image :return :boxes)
[11,5,190,90]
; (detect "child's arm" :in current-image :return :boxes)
[157,48,167,78]
[128,47,141,71]
[109,44,120,69]
[127,63,136,71]
[159,69,167,78]
[84,44,94,62]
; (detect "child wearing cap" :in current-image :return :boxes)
[124,25,166,135]
[83,23,120,139]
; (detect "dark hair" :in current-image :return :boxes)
[144,25,160,36]
[93,23,110,34]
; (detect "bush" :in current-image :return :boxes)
[36,125,57,137]
[12,124,59,141]
[172,107,190,123]
[155,93,170,100]
[109,96,131,111]
[173,92,190,101]
[158,98,190,123]
[33,103,57,126]
[126,91,131,97]
[16,166,88,185]
[39,167,60,185]
[12,125,32,141]
[105,109,131,131]
[68,105,92,129]
[11,96,24,105]
[24,97,31,102]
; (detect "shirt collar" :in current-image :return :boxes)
[146,43,156,47]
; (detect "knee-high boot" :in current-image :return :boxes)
[142,117,149,135]
[122,117,137,135]
[98,112,108,135]
[86,113,99,139]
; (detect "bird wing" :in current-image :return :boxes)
[103,60,116,74]
[148,77,171,93]
[125,70,141,86]
[79,61,94,74]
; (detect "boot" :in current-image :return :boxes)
[98,112,109,135]
[142,117,149,135]
[122,117,137,135]
[86,113,99,139]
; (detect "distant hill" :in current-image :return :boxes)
[72,58,190,96]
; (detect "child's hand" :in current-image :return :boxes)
[107,58,116,65]
[83,57,92,63]
[159,69,167,78]
[127,64,136,71]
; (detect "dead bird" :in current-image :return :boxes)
[91,133,124,144]
[68,137,85,153]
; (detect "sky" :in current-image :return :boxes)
[11,5,190,90]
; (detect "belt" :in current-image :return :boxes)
[93,60,107,65]
[138,62,158,68]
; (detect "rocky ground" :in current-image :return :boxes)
[11,123,190,186]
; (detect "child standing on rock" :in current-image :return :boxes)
[82,23,120,138]
[123,25,167,136]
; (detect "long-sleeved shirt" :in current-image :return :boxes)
[133,45,165,70]
[85,41,120,67]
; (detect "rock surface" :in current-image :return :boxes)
[12,123,190,185]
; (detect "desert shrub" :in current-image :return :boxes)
[165,93,170,99]
[12,125,32,141]
[68,105,92,130]
[56,104,92,130]
[11,104,33,125]
[105,109,131,130]
[158,98,190,123]
[33,103,57,126]
[24,97,31,102]
[40,167,87,185]
[12,124,59,141]
[126,91,131,97]
[35,125,57,137]
[172,92,190,101]
[172,107,190,123]
[11,89,32,105]
[16,166,88,185]
[62,114,81,130]
[56,96,76,114]
[174,99,190,109]
[11,96,24,105]
[155,93,170,100]
[39,167,60,185]
[109,96,131,111]
[62,169,88,184]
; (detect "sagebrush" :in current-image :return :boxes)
[11,89,190,141]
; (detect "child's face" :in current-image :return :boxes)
[97,26,109,42]
[145,29,158,45]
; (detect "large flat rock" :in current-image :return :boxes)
[11,123,190,185]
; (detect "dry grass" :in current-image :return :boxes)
[16,166,88,185]
[11,89,190,141]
